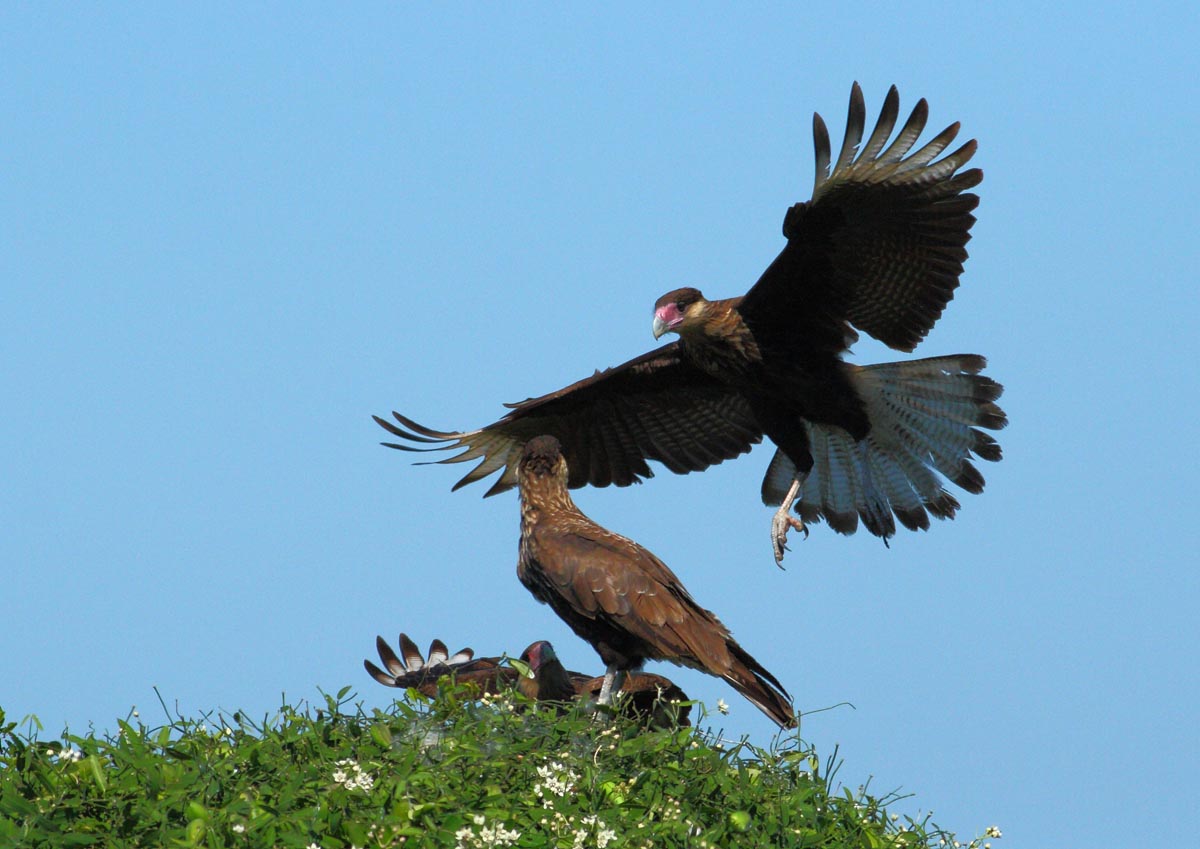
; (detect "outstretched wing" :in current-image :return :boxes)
[365,633,514,695]
[739,82,982,354]
[376,343,761,496]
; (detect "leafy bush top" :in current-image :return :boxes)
[0,688,1001,849]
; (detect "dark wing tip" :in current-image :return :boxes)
[375,411,458,444]
[375,635,406,676]
[364,658,397,687]
[427,639,450,666]
[398,633,424,671]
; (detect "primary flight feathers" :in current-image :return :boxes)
[377,82,1005,564]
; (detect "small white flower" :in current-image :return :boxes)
[331,758,374,791]
[985,826,1003,838]
[455,816,519,849]
[533,759,579,798]
[716,699,729,715]
[231,823,245,834]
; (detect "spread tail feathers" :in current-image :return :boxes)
[761,354,1006,539]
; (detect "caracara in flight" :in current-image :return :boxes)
[366,632,690,727]
[377,83,1006,563]
[515,436,796,729]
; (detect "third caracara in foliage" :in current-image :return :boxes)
[366,633,691,727]
[377,83,1006,564]
[515,435,796,729]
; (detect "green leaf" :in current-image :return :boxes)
[600,779,626,805]
[185,817,205,844]
[82,755,106,793]
[0,791,38,817]
[369,723,393,748]
[729,810,752,831]
[507,658,533,679]
[345,821,370,845]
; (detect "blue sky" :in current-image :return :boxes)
[4,4,1197,845]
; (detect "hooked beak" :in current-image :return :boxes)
[652,302,685,339]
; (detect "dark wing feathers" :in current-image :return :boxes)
[377,343,761,495]
[367,631,691,726]
[374,634,408,678]
[741,82,981,353]
[378,85,979,497]
[365,633,515,695]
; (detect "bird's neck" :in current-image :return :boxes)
[519,478,584,530]
[535,659,577,701]
[679,301,762,376]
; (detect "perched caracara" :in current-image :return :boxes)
[515,435,796,729]
[366,633,690,726]
[377,83,1005,563]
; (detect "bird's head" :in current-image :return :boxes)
[519,640,558,675]
[652,287,707,339]
[518,435,569,485]
[519,639,574,701]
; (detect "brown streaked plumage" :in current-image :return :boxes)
[515,435,796,729]
[377,83,1005,563]
[366,633,691,727]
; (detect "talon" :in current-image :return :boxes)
[771,510,806,567]
[771,474,809,567]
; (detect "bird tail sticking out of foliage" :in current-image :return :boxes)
[760,354,1005,539]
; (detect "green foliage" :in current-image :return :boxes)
[0,694,1001,848]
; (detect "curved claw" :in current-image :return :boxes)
[771,508,807,568]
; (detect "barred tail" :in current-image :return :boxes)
[761,354,1006,539]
